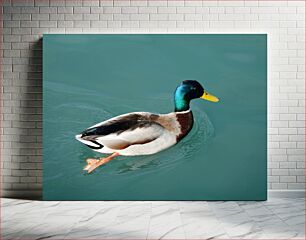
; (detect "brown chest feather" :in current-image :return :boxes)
[176,111,194,141]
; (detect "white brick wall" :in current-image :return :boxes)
[1,0,305,198]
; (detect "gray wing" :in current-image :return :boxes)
[79,113,165,150]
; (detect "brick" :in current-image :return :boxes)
[280,21,296,28]
[3,6,21,13]
[112,0,129,6]
[158,21,176,28]
[279,128,297,135]
[12,170,28,177]
[65,14,83,20]
[210,21,234,28]
[130,14,149,21]
[288,155,305,162]
[185,14,202,21]
[297,176,305,183]
[209,7,225,13]
[168,0,184,6]
[288,148,305,155]
[279,114,296,121]
[139,7,157,13]
[131,0,147,6]
[65,1,82,6]
[90,6,104,13]
[269,149,287,157]
[177,7,196,14]
[218,1,244,6]
[280,50,297,57]
[234,7,251,13]
[99,14,113,20]
[288,183,305,189]
[219,14,244,20]
[20,177,37,183]
[268,162,279,169]
[12,13,31,20]
[3,176,20,183]
[57,6,73,13]
[83,0,99,6]
[39,21,57,28]
[269,176,279,183]
[107,21,121,28]
[21,6,39,13]
[280,162,296,169]
[177,21,194,28]
[272,183,287,189]
[3,33,20,42]
[269,141,280,148]
[150,14,167,21]
[113,14,129,20]
[73,6,90,14]
[28,170,42,177]
[4,20,20,28]
[121,20,139,28]
[121,7,138,13]
[139,21,157,28]
[251,6,279,14]
[21,20,39,27]
[297,162,305,168]
[279,7,297,14]
[155,7,174,14]
[279,142,296,149]
[74,21,90,28]
[12,0,34,6]
[12,43,29,50]
[168,14,184,21]
[289,169,304,176]
[279,100,298,107]
[271,121,289,128]
[49,14,65,20]
[83,13,99,20]
[289,121,305,128]
[185,0,202,6]
[3,50,20,57]
[12,28,31,35]
[35,0,49,6]
[49,0,65,6]
[289,135,305,142]
[251,21,279,28]
[90,21,107,28]
[148,0,167,6]
[297,114,305,121]
[31,13,49,20]
[58,20,73,28]
[103,7,121,13]
[99,0,113,6]
[280,176,296,183]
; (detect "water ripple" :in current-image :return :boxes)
[44,92,215,186]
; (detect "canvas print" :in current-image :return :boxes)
[43,34,267,200]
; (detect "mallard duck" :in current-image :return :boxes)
[76,80,219,173]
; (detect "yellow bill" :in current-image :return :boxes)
[201,91,219,102]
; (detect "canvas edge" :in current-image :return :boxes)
[1,190,304,200]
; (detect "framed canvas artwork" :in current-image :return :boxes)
[43,34,267,200]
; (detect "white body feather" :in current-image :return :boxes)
[75,111,189,156]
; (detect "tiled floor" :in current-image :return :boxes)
[1,197,305,239]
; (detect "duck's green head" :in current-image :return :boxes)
[174,80,219,112]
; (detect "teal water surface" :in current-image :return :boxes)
[43,34,267,200]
